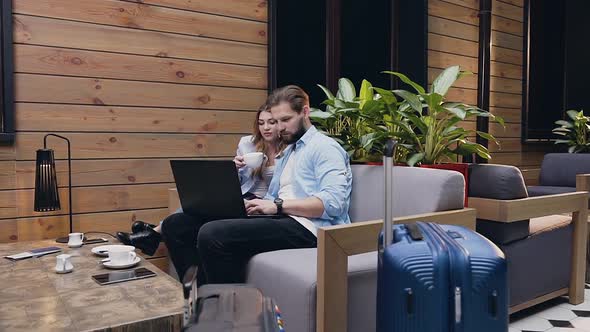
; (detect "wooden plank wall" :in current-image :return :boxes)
[428,0,545,184]
[428,0,480,155]
[0,0,268,266]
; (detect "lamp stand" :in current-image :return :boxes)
[43,134,74,243]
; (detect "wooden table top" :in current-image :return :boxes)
[0,240,184,332]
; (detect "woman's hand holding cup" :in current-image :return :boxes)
[233,155,246,169]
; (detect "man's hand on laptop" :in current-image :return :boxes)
[245,199,277,215]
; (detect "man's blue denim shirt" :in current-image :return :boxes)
[264,126,352,227]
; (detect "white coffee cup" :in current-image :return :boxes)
[108,247,137,266]
[243,152,267,169]
[55,254,73,273]
[67,232,84,248]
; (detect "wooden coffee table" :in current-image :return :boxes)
[0,240,184,331]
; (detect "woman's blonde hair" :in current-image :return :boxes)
[251,103,284,178]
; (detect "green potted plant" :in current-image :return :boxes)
[381,65,504,167]
[552,110,590,153]
[310,78,405,163]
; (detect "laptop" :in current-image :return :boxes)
[170,160,281,221]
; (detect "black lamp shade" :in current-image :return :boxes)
[34,149,61,212]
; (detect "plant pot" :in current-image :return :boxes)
[420,163,469,206]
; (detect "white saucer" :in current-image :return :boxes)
[102,256,141,269]
[91,245,135,257]
[55,267,73,274]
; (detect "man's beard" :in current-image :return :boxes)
[281,118,307,144]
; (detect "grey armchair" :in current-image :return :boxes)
[246,165,475,332]
[467,164,588,313]
[527,153,590,197]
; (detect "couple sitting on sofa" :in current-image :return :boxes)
[117,85,353,284]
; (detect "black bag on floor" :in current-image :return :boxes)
[182,267,284,332]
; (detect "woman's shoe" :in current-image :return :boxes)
[116,229,162,256]
[131,220,157,234]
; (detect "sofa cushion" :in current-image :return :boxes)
[539,153,590,187]
[527,185,575,197]
[468,164,528,199]
[349,165,465,222]
[468,164,530,245]
[529,214,572,235]
[246,248,378,332]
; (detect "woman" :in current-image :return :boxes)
[116,104,284,255]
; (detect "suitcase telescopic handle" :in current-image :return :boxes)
[383,139,398,247]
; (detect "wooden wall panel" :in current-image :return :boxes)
[429,0,545,182]
[14,14,266,66]
[1,0,267,243]
[134,0,268,21]
[16,74,266,110]
[14,0,267,45]
[15,133,241,160]
[15,45,267,89]
[15,104,255,133]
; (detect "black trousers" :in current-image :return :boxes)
[161,212,317,285]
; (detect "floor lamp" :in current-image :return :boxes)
[33,134,72,243]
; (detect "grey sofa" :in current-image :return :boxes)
[527,153,590,197]
[467,164,588,313]
[245,165,471,332]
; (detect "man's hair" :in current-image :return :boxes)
[266,85,309,114]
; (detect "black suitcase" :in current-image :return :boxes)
[182,267,284,332]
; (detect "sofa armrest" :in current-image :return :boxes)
[577,174,590,192]
[468,191,588,307]
[316,208,476,332]
[577,174,590,210]
[468,191,588,222]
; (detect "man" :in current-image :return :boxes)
[164,85,352,284]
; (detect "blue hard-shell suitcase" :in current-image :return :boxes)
[376,140,508,332]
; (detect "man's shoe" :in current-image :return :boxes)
[117,229,162,256]
[131,220,157,234]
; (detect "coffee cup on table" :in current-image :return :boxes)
[55,254,73,273]
[67,232,84,248]
[108,247,137,266]
[243,152,267,169]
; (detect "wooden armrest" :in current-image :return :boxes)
[468,192,588,222]
[316,207,476,332]
[320,208,476,256]
[577,174,590,192]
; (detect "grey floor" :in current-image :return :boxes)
[509,285,590,331]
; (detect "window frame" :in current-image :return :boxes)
[0,0,14,144]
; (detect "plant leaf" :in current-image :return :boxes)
[406,153,424,167]
[359,80,374,109]
[431,65,460,96]
[555,120,573,128]
[444,106,467,120]
[337,78,356,102]
[317,84,335,100]
[372,87,397,105]
[382,71,426,94]
[393,90,423,113]
[566,110,580,120]
[309,110,334,119]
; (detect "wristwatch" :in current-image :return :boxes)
[274,198,284,215]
